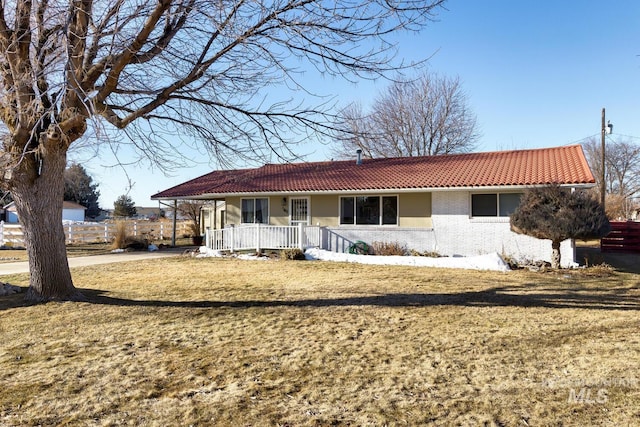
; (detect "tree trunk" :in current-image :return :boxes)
[551,240,561,269]
[11,150,84,302]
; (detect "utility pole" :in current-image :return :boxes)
[601,108,606,210]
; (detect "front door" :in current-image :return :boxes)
[290,197,309,226]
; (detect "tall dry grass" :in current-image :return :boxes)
[1,257,639,426]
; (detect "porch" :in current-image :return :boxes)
[204,223,437,254]
[205,224,323,252]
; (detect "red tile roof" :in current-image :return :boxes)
[151,145,595,199]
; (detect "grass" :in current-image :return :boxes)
[1,257,639,425]
[0,238,195,263]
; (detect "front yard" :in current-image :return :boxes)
[1,256,639,425]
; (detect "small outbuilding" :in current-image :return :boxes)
[3,201,87,223]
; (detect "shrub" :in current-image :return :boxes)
[581,263,615,277]
[111,221,128,249]
[500,252,521,270]
[371,241,408,256]
[280,248,306,260]
[510,184,610,269]
[112,221,148,250]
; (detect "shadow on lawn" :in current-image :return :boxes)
[76,284,640,311]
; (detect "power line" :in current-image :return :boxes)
[612,133,640,141]
[563,132,640,147]
[563,133,598,146]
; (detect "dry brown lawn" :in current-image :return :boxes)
[0,238,194,263]
[1,256,639,426]
[0,244,112,263]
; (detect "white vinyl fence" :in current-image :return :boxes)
[0,221,191,247]
[206,224,322,252]
[0,222,24,247]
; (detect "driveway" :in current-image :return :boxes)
[0,250,185,276]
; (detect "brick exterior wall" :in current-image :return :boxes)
[323,227,436,253]
[323,191,575,266]
[430,191,574,266]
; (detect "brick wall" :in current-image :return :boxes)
[431,192,575,266]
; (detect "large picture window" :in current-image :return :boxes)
[471,193,522,217]
[340,196,398,225]
[241,198,269,224]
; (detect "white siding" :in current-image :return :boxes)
[431,191,574,267]
[5,211,18,223]
[62,208,85,222]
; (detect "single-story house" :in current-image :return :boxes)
[151,145,595,266]
[134,206,166,220]
[3,201,87,223]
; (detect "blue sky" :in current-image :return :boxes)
[82,1,640,209]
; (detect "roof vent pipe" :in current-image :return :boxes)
[356,149,363,165]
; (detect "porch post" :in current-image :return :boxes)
[171,200,177,246]
[298,223,304,250]
[256,223,261,253]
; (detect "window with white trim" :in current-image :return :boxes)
[340,196,398,225]
[241,198,269,224]
[471,193,523,217]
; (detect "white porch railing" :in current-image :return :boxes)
[205,224,322,252]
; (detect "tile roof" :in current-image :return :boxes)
[151,145,595,199]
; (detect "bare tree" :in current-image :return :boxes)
[582,137,640,219]
[332,71,479,159]
[177,200,207,237]
[0,1,446,301]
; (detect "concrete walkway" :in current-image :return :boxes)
[0,250,186,276]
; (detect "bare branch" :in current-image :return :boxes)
[332,70,479,159]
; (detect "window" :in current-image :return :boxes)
[340,196,398,225]
[340,197,355,224]
[471,193,523,217]
[241,198,269,224]
[382,196,398,225]
[356,196,380,225]
[471,194,497,216]
[499,193,522,216]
